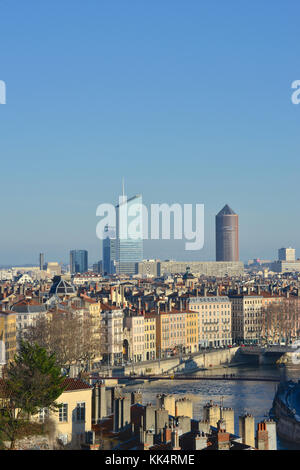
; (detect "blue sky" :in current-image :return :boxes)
[0,0,299,265]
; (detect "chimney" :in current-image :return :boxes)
[163,426,172,444]
[171,428,181,450]
[217,428,231,450]
[255,422,269,450]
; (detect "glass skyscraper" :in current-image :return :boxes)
[70,249,88,274]
[115,194,143,275]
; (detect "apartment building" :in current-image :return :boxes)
[11,299,47,347]
[0,311,16,363]
[189,296,232,348]
[100,305,123,365]
[229,294,263,344]
[144,313,156,361]
[156,310,190,357]
[185,311,199,353]
[124,313,145,362]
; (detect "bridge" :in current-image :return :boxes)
[93,374,280,383]
[239,345,294,365]
[240,345,294,354]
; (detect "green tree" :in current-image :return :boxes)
[0,341,65,449]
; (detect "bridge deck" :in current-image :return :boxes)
[95,375,280,382]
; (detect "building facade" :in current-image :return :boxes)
[278,247,296,262]
[229,294,263,344]
[189,296,232,348]
[101,305,124,365]
[0,311,16,363]
[158,260,244,277]
[216,205,239,262]
[70,250,88,274]
[144,313,156,361]
[115,194,143,275]
[124,314,145,362]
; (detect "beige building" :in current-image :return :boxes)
[100,304,124,365]
[137,260,161,277]
[278,247,296,262]
[124,313,145,362]
[37,378,93,448]
[80,296,102,363]
[0,311,17,363]
[189,296,232,348]
[229,294,263,344]
[156,310,187,357]
[137,260,244,277]
[272,260,300,273]
[46,262,62,277]
[160,261,244,277]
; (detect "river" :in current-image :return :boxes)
[125,364,300,450]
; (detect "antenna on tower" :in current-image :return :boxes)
[122,177,125,198]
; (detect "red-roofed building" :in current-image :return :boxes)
[0,377,93,448]
[36,377,93,447]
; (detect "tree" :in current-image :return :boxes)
[0,341,65,449]
[261,298,300,345]
[24,307,104,372]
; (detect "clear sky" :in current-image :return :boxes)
[0,0,300,265]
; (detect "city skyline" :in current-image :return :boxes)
[1,1,300,264]
[0,196,299,268]
[1,0,300,454]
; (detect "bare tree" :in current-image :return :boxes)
[23,307,104,372]
[261,298,300,345]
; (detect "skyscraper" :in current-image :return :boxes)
[216,205,239,262]
[39,253,45,271]
[102,225,116,274]
[70,249,88,274]
[115,193,143,275]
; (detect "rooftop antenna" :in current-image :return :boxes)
[119,177,126,206]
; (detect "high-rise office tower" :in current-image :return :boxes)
[39,253,45,270]
[70,249,88,274]
[102,225,116,274]
[115,193,143,275]
[216,204,239,261]
[278,247,296,262]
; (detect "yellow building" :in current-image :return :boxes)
[0,377,93,449]
[185,311,199,353]
[144,313,156,361]
[38,377,93,448]
[0,311,17,363]
[156,310,190,357]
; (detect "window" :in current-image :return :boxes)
[76,402,85,422]
[59,403,68,422]
[39,407,49,423]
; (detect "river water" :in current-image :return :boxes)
[125,364,300,450]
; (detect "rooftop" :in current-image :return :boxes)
[216,204,236,216]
